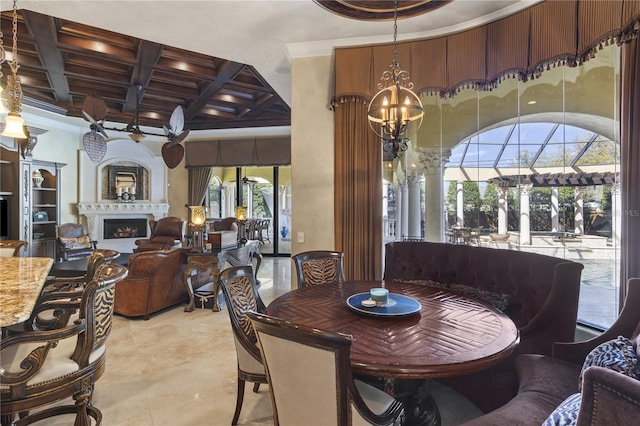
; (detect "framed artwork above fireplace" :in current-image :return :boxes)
[102,162,149,200]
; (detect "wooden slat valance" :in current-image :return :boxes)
[333,0,640,100]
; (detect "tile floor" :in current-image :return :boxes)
[38,257,482,425]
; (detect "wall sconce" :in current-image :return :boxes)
[190,205,206,251]
[235,205,247,244]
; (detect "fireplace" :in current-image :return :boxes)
[104,218,147,239]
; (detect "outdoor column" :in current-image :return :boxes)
[247,183,255,218]
[419,147,451,242]
[551,186,559,233]
[611,183,622,249]
[395,180,406,241]
[498,187,508,234]
[400,179,409,239]
[574,187,584,235]
[456,181,464,227]
[406,170,422,240]
[519,184,533,245]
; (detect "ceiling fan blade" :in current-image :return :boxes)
[81,95,108,122]
[161,142,184,169]
[163,125,171,137]
[82,111,110,139]
[167,129,190,147]
[169,105,185,134]
[83,131,107,163]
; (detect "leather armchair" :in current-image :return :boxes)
[134,216,185,252]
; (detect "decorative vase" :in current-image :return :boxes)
[32,169,44,188]
[280,226,288,238]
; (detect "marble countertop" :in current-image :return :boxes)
[0,257,54,327]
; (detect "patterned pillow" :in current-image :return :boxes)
[542,393,581,426]
[449,283,511,311]
[578,335,640,391]
[395,279,449,291]
[60,235,92,249]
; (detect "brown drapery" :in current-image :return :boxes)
[334,101,383,280]
[188,167,213,207]
[621,38,640,303]
[333,0,640,282]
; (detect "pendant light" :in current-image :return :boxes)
[2,0,28,139]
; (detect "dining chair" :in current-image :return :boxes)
[0,239,28,257]
[0,263,128,426]
[218,266,269,425]
[248,312,405,426]
[292,250,345,288]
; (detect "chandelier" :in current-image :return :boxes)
[1,0,28,139]
[367,0,423,160]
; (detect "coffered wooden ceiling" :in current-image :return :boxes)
[0,10,291,132]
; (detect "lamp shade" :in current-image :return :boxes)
[2,112,27,138]
[235,206,247,221]
[189,205,206,226]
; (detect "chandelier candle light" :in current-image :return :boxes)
[367,0,423,160]
[1,0,28,139]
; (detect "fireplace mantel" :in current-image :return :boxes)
[78,202,170,253]
[78,202,169,217]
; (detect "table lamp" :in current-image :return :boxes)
[190,205,206,251]
[235,206,247,244]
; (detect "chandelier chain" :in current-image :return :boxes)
[393,0,398,65]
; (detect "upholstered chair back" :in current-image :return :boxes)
[0,240,27,257]
[293,250,345,288]
[150,216,185,240]
[218,266,268,424]
[219,266,265,373]
[248,312,404,426]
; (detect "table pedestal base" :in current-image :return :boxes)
[360,377,441,426]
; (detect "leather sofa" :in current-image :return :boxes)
[114,248,206,320]
[383,241,584,413]
[462,278,640,425]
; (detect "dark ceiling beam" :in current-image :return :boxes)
[22,11,72,104]
[184,61,246,121]
[123,40,164,112]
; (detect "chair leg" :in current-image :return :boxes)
[232,378,246,425]
[253,383,260,393]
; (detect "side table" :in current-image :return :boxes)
[182,252,221,312]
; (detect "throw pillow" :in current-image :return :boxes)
[578,335,640,391]
[449,283,511,311]
[542,393,581,426]
[59,235,92,249]
[395,279,449,291]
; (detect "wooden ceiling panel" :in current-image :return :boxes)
[0,9,290,130]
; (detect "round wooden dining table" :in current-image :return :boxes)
[266,280,520,380]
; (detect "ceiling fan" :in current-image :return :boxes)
[81,95,109,163]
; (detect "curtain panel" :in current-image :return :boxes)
[333,0,640,282]
[188,167,213,207]
[621,38,640,302]
[334,101,383,281]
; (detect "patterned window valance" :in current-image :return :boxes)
[333,0,640,101]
